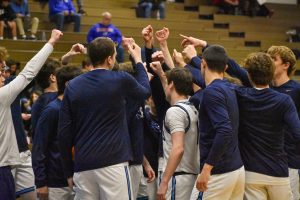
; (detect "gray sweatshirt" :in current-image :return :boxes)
[0,43,53,167]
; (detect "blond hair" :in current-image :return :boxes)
[267,46,296,76]
[0,47,9,62]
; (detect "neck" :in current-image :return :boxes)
[254,84,269,89]
[57,94,63,100]
[93,64,110,70]
[170,93,188,106]
[205,71,224,86]
[272,73,290,87]
[44,84,57,93]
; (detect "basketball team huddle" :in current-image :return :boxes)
[0,24,300,200]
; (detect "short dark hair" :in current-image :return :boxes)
[165,67,193,96]
[244,52,275,86]
[82,57,92,69]
[35,58,61,89]
[202,45,228,73]
[56,66,83,96]
[88,37,115,67]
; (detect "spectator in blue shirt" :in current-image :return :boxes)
[87,12,124,63]
[10,0,39,40]
[48,0,81,32]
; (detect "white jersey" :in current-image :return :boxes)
[162,99,200,174]
[0,43,53,167]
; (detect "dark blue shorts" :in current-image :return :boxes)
[0,166,15,200]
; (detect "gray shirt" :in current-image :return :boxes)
[0,43,53,167]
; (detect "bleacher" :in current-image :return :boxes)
[2,0,300,79]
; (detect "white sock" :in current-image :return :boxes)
[13,36,17,40]
[0,36,3,40]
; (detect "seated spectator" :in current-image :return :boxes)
[0,0,17,40]
[213,0,239,15]
[138,0,153,18]
[48,0,81,32]
[6,58,20,76]
[153,0,165,19]
[87,12,124,63]
[11,0,39,40]
[138,0,165,19]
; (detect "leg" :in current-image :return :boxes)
[244,184,268,200]
[116,45,124,63]
[137,176,149,199]
[15,17,25,37]
[129,165,143,199]
[8,21,17,39]
[289,168,300,200]
[30,17,39,36]
[14,151,37,200]
[98,163,134,200]
[158,2,165,19]
[70,13,81,32]
[49,187,74,200]
[49,13,65,31]
[73,170,100,200]
[147,178,157,200]
[203,167,244,200]
[141,2,153,18]
[230,166,245,200]
[0,21,4,39]
[0,166,15,200]
[267,184,293,200]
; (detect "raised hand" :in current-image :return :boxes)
[173,49,186,67]
[142,25,154,43]
[127,43,142,64]
[150,61,164,77]
[182,45,197,62]
[48,29,63,46]
[122,36,135,51]
[151,51,165,63]
[180,34,207,48]
[155,27,170,44]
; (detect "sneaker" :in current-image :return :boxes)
[28,35,37,40]
[13,37,17,40]
[21,35,27,40]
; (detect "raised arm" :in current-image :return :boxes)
[61,43,86,65]
[0,29,62,106]
[156,27,175,69]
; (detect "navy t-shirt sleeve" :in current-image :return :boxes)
[32,106,57,188]
[283,96,300,144]
[190,56,202,69]
[185,64,205,88]
[122,70,151,100]
[226,58,252,87]
[203,88,233,166]
[58,89,74,179]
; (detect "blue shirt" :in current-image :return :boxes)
[58,65,151,178]
[31,92,57,139]
[236,87,300,177]
[11,0,29,16]
[226,58,300,169]
[48,0,76,16]
[87,23,122,45]
[271,80,300,169]
[199,79,243,175]
[32,99,68,188]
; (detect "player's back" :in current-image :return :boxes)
[65,69,148,171]
[236,87,292,177]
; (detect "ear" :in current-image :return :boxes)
[107,55,113,67]
[49,74,56,83]
[225,64,228,72]
[283,62,290,71]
